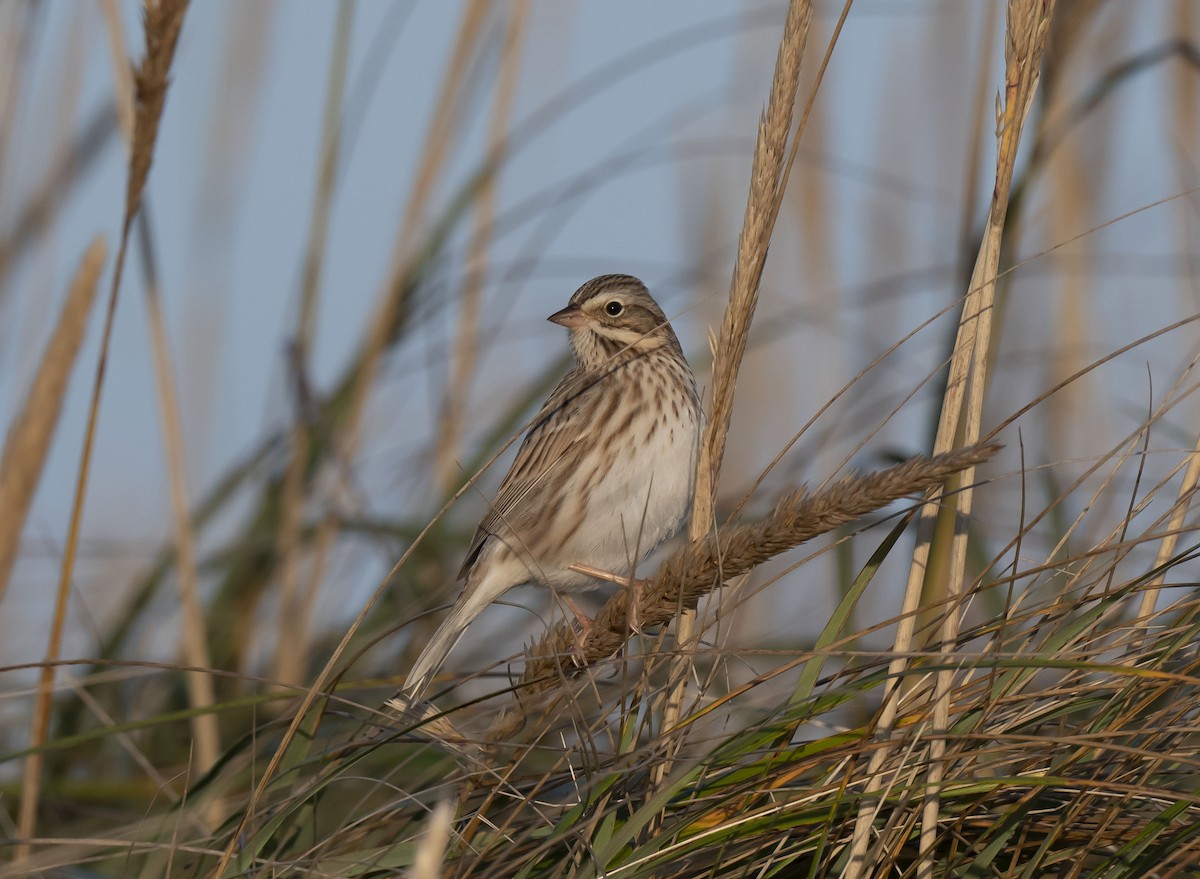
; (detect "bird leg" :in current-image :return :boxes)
[567,562,653,636]
[558,593,594,650]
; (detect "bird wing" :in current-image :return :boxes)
[457,366,599,580]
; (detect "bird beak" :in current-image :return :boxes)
[547,303,587,328]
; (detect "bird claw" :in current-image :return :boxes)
[627,576,652,636]
[561,595,593,661]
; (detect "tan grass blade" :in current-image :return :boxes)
[98,0,135,143]
[658,0,814,789]
[14,0,189,861]
[410,799,455,879]
[1138,437,1200,622]
[0,239,106,602]
[99,0,221,817]
[434,0,531,493]
[843,3,1055,876]
[210,4,494,873]
[141,232,222,821]
[1137,0,1200,624]
[102,0,224,819]
[272,0,355,691]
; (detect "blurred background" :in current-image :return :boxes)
[1,0,1198,741]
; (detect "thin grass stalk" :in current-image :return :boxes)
[990,332,1200,654]
[99,0,221,809]
[272,0,355,690]
[277,0,492,692]
[0,239,105,602]
[1176,0,1200,318]
[277,3,492,691]
[1139,0,1200,625]
[958,6,1001,270]
[434,0,530,493]
[144,365,223,774]
[210,10,494,866]
[767,0,851,240]
[180,6,272,475]
[921,3,1046,869]
[845,3,1054,875]
[137,212,221,825]
[0,4,33,225]
[657,0,813,788]
[1137,438,1200,622]
[1046,360,1200,604]
[920,2,1054,869]
[333,0,489,464]
[15,8,86,375]
[1041,9,1110,471]
[14,0,189,859]
[98,0,135,144]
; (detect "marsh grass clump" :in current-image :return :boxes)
[3,1,1200,877]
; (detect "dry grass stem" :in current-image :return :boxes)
[1136,439,1200,623]
[661,0,813,785]
[434,0,531,493]
[844,2,1055,875]
[0,239,105,603]
[15,0,190,859]
[693,0,812,518]
[211,7,495,869]
[336,0,489,466]
[124,0,188,234]
[485,442,1001,742]
[141,234,221,818]
[272,0,355,691]
[98,0,221,812]
[98,0,135,144]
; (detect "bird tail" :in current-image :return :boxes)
[400,595,485,703]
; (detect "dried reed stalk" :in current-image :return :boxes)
[141,225,221,819]
[658,0,813,784]
[97,0,224,816]
[99,0,135,143]
[282,0,492,686]
[335,0,489,465]
[212,5,494,874]
[272,0,354,690]
[1141,0,1200,626]
[484,443,1001,742]
[1139,435,1200,622]
[15,0,189,860]
[103,0,221,812]
[691,0,811,525]
[844,3,1054,876]
[0,239,106,601]
[434,0,530,493]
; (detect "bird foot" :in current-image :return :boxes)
[627,576,652,636]
[559,594,594,662]
[566,562,653,636]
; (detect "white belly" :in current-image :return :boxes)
[546,401,699,591]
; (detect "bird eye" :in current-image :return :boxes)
[605,300,623,316]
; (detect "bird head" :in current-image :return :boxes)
[548,274,681,368]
